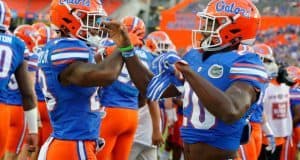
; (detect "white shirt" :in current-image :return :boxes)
[133,105,156,148]
[263,82,293,137]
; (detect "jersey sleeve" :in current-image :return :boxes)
[25,51,39,72]
[49,39,92,67]
[229,53,268,91]
[290,88,300,107]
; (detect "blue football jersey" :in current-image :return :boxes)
[290,87,300,127]
[180,49,267,151]
[38,38,101,140]
[0,34,25,103]
[100,47,154,110]
[34,48,45,101]
[249,103,264,123]
[5,50,39,105]
[249,83,268,123]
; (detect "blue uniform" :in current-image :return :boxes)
[38,38,101,140]
[290,87,300,127]
[180,49,267,151]
[34,47,45,101]
[4,50,38,105]
[249,104,263,123]
[100,47,154,110]
[249,84,268,123]
[0,34,25,99]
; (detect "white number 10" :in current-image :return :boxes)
[183,83,216,129]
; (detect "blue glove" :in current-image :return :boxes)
[265,135,276,153]
[152,51,187,75]
[146,72,184,101]
[147,72,172,101]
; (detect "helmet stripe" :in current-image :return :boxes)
[0,1,5,25]
[46,26,51,42]
[132,17,139,31]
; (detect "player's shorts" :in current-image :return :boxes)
[6,105,26,154]
[38,101,52,147]
[38,137,98,160]
[0,103,11,157]
[238,122,262,160]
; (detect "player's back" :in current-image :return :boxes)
[38,38,101,140]
[180,49,267,151]
[0,33,25,90]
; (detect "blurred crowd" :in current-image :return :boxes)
[256,25,300,66]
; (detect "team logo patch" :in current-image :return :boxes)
[208,64,223,78]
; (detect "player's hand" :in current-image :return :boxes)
[128,28,143,47]
[265,135,276,153]
[152,130,164,147]
[147,72,184,101]
[26,133,38,153]
[161,52,188,73]
[100,21,131,49]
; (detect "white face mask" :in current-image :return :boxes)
[264,62,279,78]
[87,33,102,47]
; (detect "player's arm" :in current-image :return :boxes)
[59,21,135,87]
[293,104,300,125]
[147,100,164,146]
[15,60,38,145]
[123,55,153,95]
[124,55,180,97]
[59,50,123,87]
[175,63,258,124]
[15,61,37,111]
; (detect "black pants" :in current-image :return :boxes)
[258,144,282,160]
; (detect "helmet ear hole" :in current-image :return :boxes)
[63,18,72,24]
[230,29,240,34]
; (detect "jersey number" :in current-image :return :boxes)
[39,69,56,111]
[8,74,18,90]
[0,45,13,78]
[183,83,216,129]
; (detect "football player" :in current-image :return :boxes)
[97,16,161,160]
[254,44,293,160]
[37,0,132,159]
[287,66,300,160]
[237,44,276,160]
[2,24,39,160]
[32,22,56,147]
[121,0,267,159]
[0,1,38,158]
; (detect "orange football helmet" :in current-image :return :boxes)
[49,0,107,42]
[14,25,39,52]
[192,0,261,51]
[121,16,145,47]
[253,43,278,77]
[145,31,173,55]
[0,1,11,31]
[286,66,300,86]
[238,44,254,53]
[32,22,57,46]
